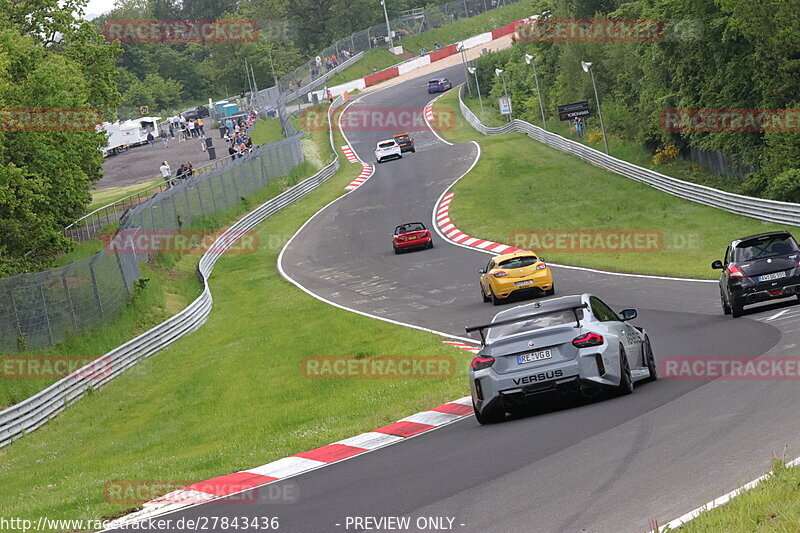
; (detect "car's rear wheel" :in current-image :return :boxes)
[491,289,502,306]
[545,284,555,296]
[473,399,504,424]
[427,240,433,249]
[616,346,633,395]
[481,284,490,302]
[411,148,416,153]
[642,336,658,383]
[721,290,731,315]
[731,297,744,318]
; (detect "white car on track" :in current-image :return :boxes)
[375,139,402,163]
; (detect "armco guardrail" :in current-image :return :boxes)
[0,100,342,448]
[458,86,800,227]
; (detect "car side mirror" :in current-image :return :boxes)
[711,260,724,269]
[539,257,546,262]
[478,268,486,274]
[620,309,637,321]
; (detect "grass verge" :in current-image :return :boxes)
[675,458,800,532]
[434,89,793,279]
[324,0,540,87]
[0,135,325,405]
[89,179,162,211]
[0,104,470,529]
[250,118,285,145]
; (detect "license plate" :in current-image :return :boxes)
[407,236,417,240]
[759,271,786,282]
[517,350,552,365]
[514,280,534,287]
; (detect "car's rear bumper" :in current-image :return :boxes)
[731,276,800,305]
[470,353,618,413]
[491,271,554,298]
[398,144,414,152]
[395,236,431,249]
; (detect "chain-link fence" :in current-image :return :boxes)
[1,134,304,352]
[277,0,519,95]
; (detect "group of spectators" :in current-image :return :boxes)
[157,109,260,188]
[159,160,195,188]
[221,111,257,158]
[165,114,205,139]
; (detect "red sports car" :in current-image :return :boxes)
[393,222,433,253]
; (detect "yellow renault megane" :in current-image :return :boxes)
[478,251,554,305]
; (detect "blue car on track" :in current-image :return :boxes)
[427,78,452,93]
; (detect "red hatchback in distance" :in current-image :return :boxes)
[393,222,433,254]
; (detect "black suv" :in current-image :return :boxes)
[713,231,800,317]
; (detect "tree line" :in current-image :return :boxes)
[472,0,800,200]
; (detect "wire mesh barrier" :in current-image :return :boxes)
[277,0,520,95]
[1,133,305,353]
[0,97,343,448]
[457,86,800,226]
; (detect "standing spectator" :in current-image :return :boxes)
[160,161,172,187]
[146,131,155,148]
[228,143,237,159]
[186,162,194,177]
[434,42,442,50]
[327,89,333,103]
[225,118,234,135]
[160,128,169,148]
[197,117,204,135]
[575,117,585,140]
[186,119,196,137]
[175,163,186,181]
[167,116,175,138]
[199,132,207,152]
[419,48,426,56]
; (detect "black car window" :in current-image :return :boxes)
[486,260,494,272]
[735,235,798,261]
[590,297,619,322]
[497,256,539,269]
[724,245,733,265]
[486,309,582,342]
[396,222,425,234]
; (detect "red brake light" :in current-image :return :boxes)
[573,332,604,348]
[727,264,745,278]
[471,356,495,371]
[492,270,507,278]
[535,262,547,270]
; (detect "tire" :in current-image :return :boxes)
[473,399,504,424]
[427,240,433,249]
[394,246,400,255]
[481,284,491,303]
[376,159,381,164]
[411,148,416,153]
[615,346,633,396]
[544,284,555,296]
[642,336,658,383]
[491,289,502,306]
[721,290,731,315]
[731,297,744,318]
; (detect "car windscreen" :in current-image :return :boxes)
[427,80,441,85]
[394,135,410,143]
[486,309,581,342]
[735,235,798,261]
[378,141,395,148]
[396,223,425,234]
[497,256,538,269]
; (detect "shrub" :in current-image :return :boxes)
[652,144,680,165]
[766,169,800,203]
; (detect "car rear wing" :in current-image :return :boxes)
[465,304,588,345]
